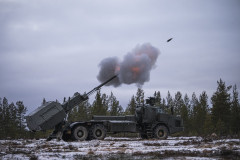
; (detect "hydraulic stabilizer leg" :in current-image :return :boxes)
[47,121,65,141]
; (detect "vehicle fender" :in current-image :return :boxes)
[69,122,86,129]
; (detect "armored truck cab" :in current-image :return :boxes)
[135,104,184,138]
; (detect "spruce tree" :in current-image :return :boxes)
[211,79,231,135]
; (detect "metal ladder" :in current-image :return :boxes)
[145,124,153,138]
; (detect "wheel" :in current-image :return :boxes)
[92,124,106,140]
[72,126,88,141]
[154,125,168,140]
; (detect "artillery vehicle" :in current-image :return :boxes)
[26,75,183,141]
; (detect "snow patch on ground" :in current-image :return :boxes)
[0,136,239,160]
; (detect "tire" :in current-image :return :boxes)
[72,126,88,141]
[154,125,168,140]
[92,124,106,140]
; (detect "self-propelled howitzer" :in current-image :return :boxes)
[26,74,183,141]
[26,75,117,132]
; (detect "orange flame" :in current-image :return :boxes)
[131,67,140,79]
[131,67,140,73]
[115,65,120,74]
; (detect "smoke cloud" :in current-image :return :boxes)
[97,43,160,87]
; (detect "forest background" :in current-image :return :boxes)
[0,79,239,139]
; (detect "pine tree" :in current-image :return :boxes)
[7,102,17,138]
[125,95,136,115]
[230,84,240,134]
[174,91,184,115]
[79,99,91,121]
[68,106,79,122]
[16,101,27,138]
[0,97,28,139]
[162,98,166,107]
[135,88,144,106]
[2,97,9,138]
[183,94,191,115]
[211,79,231,135]
[198,91,209,135]
[162,98,168,112]
[108,92,123,116]
[203,113,214,136]
[102,93,109,115]
[154,91,162,106]
[68,98,91,122]
[0,98,22,139]
[91,90,108,116]
[42,98,46,105]
[181,94,191,135]
[216,119,225,136]
[0,98,3,138]
[191,92,199,135]
[191,92,209,135]
[166,91,174,114]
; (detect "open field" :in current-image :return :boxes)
[0,137,239,160]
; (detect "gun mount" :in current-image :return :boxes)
[146,97,156,106]
[26,75,117,132]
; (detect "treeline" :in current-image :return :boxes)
[68,78,240,137]
[0,79,239,139]
[0,98,27,139]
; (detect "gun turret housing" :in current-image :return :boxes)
[26,75,118,131]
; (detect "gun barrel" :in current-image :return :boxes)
[87,75,118,96]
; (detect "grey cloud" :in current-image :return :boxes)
[0,0,239,111]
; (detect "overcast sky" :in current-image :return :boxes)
[0,0,240,112]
